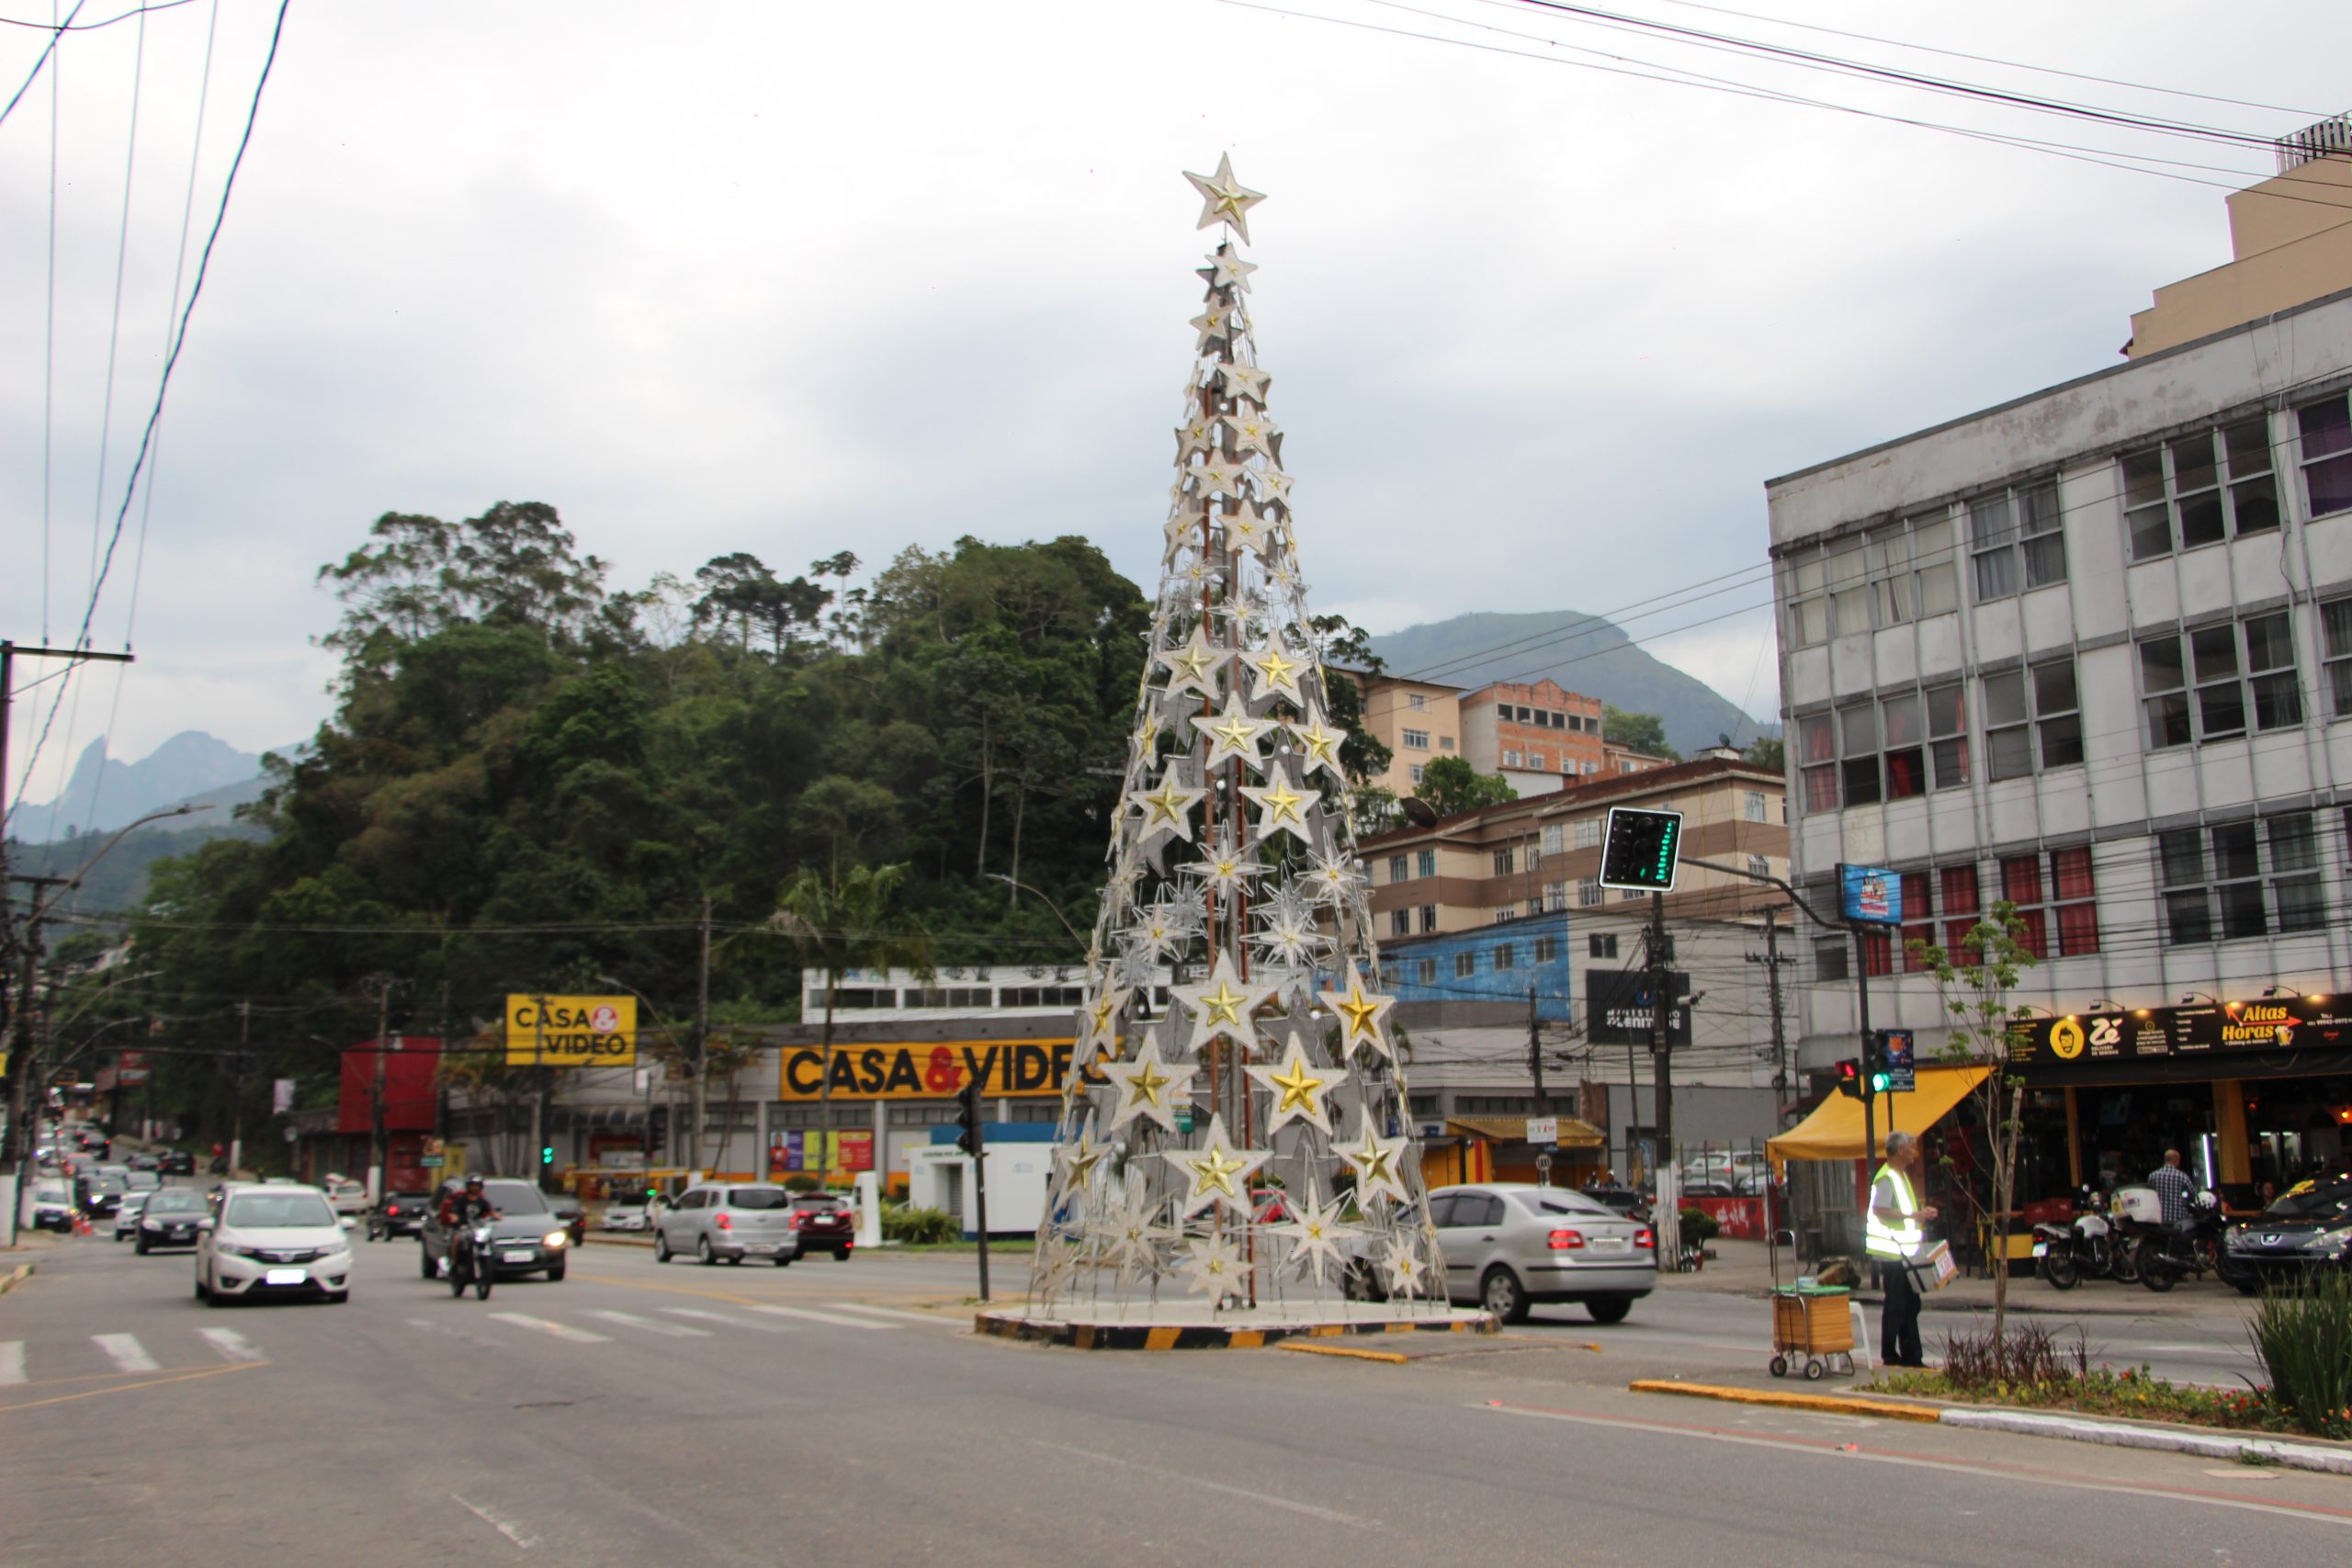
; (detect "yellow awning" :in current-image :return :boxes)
[1446,1115,1606,1149]
[1766,1064,1989,1168]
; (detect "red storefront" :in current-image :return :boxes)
[334,1036,443,1191]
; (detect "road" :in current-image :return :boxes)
[5,1231,2346,1567]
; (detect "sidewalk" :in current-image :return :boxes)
[1658,1239,2250,1320]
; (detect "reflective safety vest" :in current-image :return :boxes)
[1864,1162,1922,1260]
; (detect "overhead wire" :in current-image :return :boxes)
[0,0,81,128]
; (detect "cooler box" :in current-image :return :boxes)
[2109,1186,2161,1224]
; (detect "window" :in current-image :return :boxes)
[1939,864,1981,961]
[1575,818,1600,850]
[1543,823,1565,855]
[1882,691,1924,799]
[1927,682,1969,789]
[1493,848,1515,875]
[1981,658,2080,780]
[1577,877,1602,907]
[2159,815,2322,942]
[1745,790,1767,821]
[1589,933,1618,958]
[1528,752,1546,771]
[1402,728,1430,750]
[1390,908,1411,938]
[1814,937,1849,982]
[1440,737,1454,751]
[1839,701,1881,805]
[1534,935,1558,964]
[1495,906,1519,924]
[2050,847,2100,956]
[1455,952,1476,979]
[2323,598,2352,716]
[1783,513,1959,648]
[1495,944,1517,971]
[1526,840,1544,872]
[1899,871,1934,971]
[1544,882,1566,911]
[2124,420,2279,559]
[1415,958,1438,986]
[1748,852,1770,881]
[1388,854,1409,883]
[1417,849,1437,877]
[1620,886,1644,901]
[1408,693,1427,710]
[2296,394,2352,519]
[1419,904,1438,933]
[1969,482,2063,599]
[1409,763,1426,784]
[2141,615,2301,747]
[1503,750,1523,768]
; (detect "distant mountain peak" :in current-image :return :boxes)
[14,729,266,842]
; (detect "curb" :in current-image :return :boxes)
[1626,1380,2352,1477]
[975,1310,1496,1352]
[0,1261,33,1298]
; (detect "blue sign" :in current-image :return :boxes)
[1839,863,1902,926]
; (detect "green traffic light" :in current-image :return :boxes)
[1869,1073,1892,1093]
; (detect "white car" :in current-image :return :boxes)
[196,1184,356,1305]
[28,1179,74,1232]
[599,1201,650,1232]
[320,1177,373,1216]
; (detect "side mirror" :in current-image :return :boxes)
[197,1218,216,1232]
[340,1216,358,1231]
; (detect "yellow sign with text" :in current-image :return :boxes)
[505,995,639,1067]
[778,1038,1083,1101]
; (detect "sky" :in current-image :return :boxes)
[5,0,2348,815]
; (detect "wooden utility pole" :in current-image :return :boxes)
[368,978,393,1201]
[693,892,712,1171]
[1748,906,1791,1119]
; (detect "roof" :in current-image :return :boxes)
[1445,1114,1607,1148]
[1361,754,1781,847]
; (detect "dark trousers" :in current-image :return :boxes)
[1878,1260,1922,1367]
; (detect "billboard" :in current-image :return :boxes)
[778,1038,1080,1100]
[1585,969,1693,1046]
[2007,993,2352,1079]
[504,996,638,1067]
[1838,863,1902,925]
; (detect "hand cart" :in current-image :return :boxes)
[1767,1200,1854,1380]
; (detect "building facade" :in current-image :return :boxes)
[1768,230,2352,1196]
[1460,678,1605,794]
[1348,671,1464,797]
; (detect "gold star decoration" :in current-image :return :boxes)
[1190,692,1275,771]
[1339,1113,1413,1208]
[1320,965,1398,1063]
[1221,361,1272,404]
[1270,1176,1360,1288]
[1183,152,1267,243]
[1055,1121,1113,1191]
[1244,634,1307,705]
[1253,466,1295,506]
[1153,626,1225,701]
[1223,409,1279,461]
[1240,764,1316,848]
[1159,1111,1270,1218]
[1179,1232,1248,1304]
[1244,1037,1347,1136]
[1172,952,1276,1052]
[1126,771,1205,843]
[1188,456,1249,498]
[1100,1038,1196,1134]
[1285,705,1348,782]
[1382,1234,1432,1298]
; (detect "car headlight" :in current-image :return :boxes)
[2304,1227,2351,1254]
[542,1231,568,1248]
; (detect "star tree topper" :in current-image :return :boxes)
[1159,1111,1271,1219]
[1184,152,1267,243]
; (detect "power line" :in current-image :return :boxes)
[0,0,83,129]
[0,0,191,29]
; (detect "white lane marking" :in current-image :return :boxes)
[490,1312,612,1344]
[93,1334,158,1374]
[1032,1439,1372,1529]
[659,1308,794,1334]
[452,1494,540,1550]
[825,1303,956,1325]
[196,1327,265,1362]
[0,1342,23,1386]
[583,1309,709,1337]
[745,1304,896,1331]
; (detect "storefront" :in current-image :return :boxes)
[2007,994,2352,1206]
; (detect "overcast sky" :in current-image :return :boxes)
[5,0,2347,814]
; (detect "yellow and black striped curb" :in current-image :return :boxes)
[976,1310,1497,1351]
[1628,1380,1942,1422]
[0,1262,35,1298]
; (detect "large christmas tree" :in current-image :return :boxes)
[1023,158,1444,1322]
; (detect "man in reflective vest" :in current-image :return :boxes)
[1865,1130,1938,1368]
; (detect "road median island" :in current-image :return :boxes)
[0,1261,35,1297]
[1626,1379,1942,1422]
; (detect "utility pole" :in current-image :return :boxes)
[1647,889,1680,1267]
[368,977,393,1203]
[693,891,712,1173]
[1526,983,1549,1118]
[1748,905,1791,1120]
[230,1000,251,1179]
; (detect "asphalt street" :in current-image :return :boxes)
[5,1230,2346,1567]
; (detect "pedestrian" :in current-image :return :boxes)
[1865,1130,1939,1370]
[2145,1147,2195,1225]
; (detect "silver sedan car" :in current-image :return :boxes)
[1430,1183,1657,1325]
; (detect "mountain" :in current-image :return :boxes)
[1367,610,1772,758]
[15,731,266,841]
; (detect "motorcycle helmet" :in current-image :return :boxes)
[2188,1189,2220,1216]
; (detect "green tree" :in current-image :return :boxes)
[1415,755,1516,817]
[1602,705,1679,761]
[1745,734,1785,773]
[760,863,932,1104]
[1905,901,2038,1375]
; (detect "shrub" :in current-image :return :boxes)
[1678,1206,1720,1246]
[881,1203,958,1246]
[781,1175,823,1194]
[2250,1269,2352,1440]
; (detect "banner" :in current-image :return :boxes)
[769,1129,875,1173]
[2008,992,2352,1077]
[273,1078,297,1114]
[778,1038,1079,1101]
[1584,970,1692,1046]
[505,995,638,1067]
[1838,863,1902,925]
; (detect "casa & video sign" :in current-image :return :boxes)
[505,994,639,1067]
[778,1038,1083,1100]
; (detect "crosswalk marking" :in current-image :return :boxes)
[746,1304,897,1331]
[827,1303,956,1325]
[583,1309,710,1338]
[196,1327,266,1363]
[490,1312,613,1344]
[659,1307,795,1334]
[93,1335,159,1374]
[0,1342,23,1386]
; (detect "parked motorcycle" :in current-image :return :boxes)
[2127,1189,2249,1292]
[447,1221,496,1301]
[2033,1187,2141,1289]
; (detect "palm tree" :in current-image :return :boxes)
[762,863,931,1111]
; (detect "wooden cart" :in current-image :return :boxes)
[1769,1286,1855,1381]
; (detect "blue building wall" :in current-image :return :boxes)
[1377,910,1574,1021]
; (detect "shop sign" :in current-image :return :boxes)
[505,995,639,1067]
[769,1130,876,1173]
[777,1038,1081,1100]
[2008,992,2352,1071]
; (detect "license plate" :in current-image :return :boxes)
[1591,1236,1631,1253]
[500,1249,535,1263]
[744,1243,779,1255]
[263,1268,307,1285]
[2030,1242,2048,1258]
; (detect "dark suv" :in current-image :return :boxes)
[788,1193,855,1260]
[368,1190,435,1241]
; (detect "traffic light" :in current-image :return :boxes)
[1599,807,1683,892]
[539,1144,555,1168]
[1834,1058,1863,1099]
[955,1079,984,1156]
[646,1105,668,1157]
[1864,1043,1894,1096]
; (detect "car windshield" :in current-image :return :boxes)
[729,1189,790,1210]
[1516,1192,1614,1218]
[223,1192,336,1228]
[119,1192,150,1210]
[126,1171,160,1189]
[481,1182,548,1214]
[147,1190,204,1213]
[85,1173,127,1192]
[2267,1179,2352,1221]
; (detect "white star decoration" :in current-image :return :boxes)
[1179,1231,1248,1304]
[1244,1036,1347,1136]
[1171,951,1276,1053]
[1321,964,1399,1064]
[1198,242,1258,294]
[1159,1111,1270,1219]
[1190,691,1277,771]
[1093,1185,1176,1286]
[1338,1111,1413,1208]
[1183,152,1267,243]
[1381,1234,1432,1298]
[1270,1176,1360,1286]
[1152,626,1226,702]
[1125,769,1205,844]
[1240,762,1316,849]
[1100,1037,1196,1134]
[1243,632,1308,706]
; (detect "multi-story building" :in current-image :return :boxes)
[1347,671,1464,797]
[1460,678,1605,794]
[1601,739,1676,777]
[1363,756,1792,1167]
[1767,133,2352,1200]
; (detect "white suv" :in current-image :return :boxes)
[197,1183,357,1305]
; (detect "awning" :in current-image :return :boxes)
[1765,1065,1989,1168]
[1446,1115,1607,1149]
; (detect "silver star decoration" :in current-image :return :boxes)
[1170,952,1277,1055]
[1223,408,1279,461]
[1301,850,1366,908]
[1250,904,1329,973]
[1245,1036,1347,1137]
[1270,1175,1360,1286]
[1198,242,1259,294]
[1093,1184,1176,1287]
[1178,1231,1249,1305]
[1183,152,1268,243]
[1190,690,1277,771]
[1159,1111,1271,1220]
[1152,626,1226,702]
[1184,828,1261,905]
[1100,1036,1196,1134]
[1221,360,1272,404]
[1338,1111,1413,1208]
[1381,1233,1434,1298]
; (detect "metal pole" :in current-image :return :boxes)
[973,1111,990,1304]
[1854,927,1877,1223]
[369,980,391,1202]
[1527,983,1549,1117]
[1649,889,1679,1266]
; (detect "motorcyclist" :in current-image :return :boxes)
[436,1176,501,1278]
